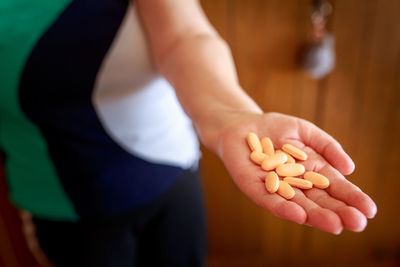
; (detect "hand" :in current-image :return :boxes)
[216,112,377,234]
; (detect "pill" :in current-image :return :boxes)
[247,132,262,152]
[261,153,288,171]
[283,177,313,189]
[265,171,279,193]
[261,137,275,156]
[282,144,308,161]
[276,163,305,177]
[250,151,268,165]
[275,150,296,164]
[277,180,295,199]
[304,171,330,189]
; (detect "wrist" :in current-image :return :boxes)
[194,101,263,154]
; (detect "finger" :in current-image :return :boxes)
[319,165,377,218]
[247,179,307,224]
[298,120,355,175]
[291,188,343,234]
[305,188,368,232]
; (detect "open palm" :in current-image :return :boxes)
[217,112,377,234]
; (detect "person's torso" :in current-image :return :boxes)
[0,0,200,220]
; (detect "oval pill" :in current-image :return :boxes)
[304,171,330,189]
[276,163,305,177]
[275,149,296,163]
[250,151,268,165]
[265,172,279,193]
[261,137,275,156]
[277,180,295,199]
[283,177,313,189]
[282,144,308,161]
[261,153,288,171]
[247,132,262,152]
[275,150,296,163]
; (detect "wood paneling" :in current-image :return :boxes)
[201,0,400,266]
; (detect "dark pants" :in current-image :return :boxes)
[33,168,207,267]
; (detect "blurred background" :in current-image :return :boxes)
[1,0,399,266]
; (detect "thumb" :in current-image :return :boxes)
[298,120,355,175]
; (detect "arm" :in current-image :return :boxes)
[136,0,261,151]
[136,0,377,234]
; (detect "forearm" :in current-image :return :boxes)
[156,33,262,152]
[137,0,262,152]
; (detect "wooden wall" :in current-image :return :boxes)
[0,0,399,266]
[200,0,400,266]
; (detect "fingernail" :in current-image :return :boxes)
[334,228,343,235]
[367,204,378,219]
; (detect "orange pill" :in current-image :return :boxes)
[265,172,279,193]
[275,150,296,164]
[283,177,313,189]
[247,132,262,152]
[276,163,305,177]
[304,171,330,189]
[261,153,288,171]
[250,151,268,165]
[277,180,295,199]
[261,137,275,156]
[282,144,308,161]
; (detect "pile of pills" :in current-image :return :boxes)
[247,132,330,199]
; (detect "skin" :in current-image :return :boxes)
[137,0,377,234]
